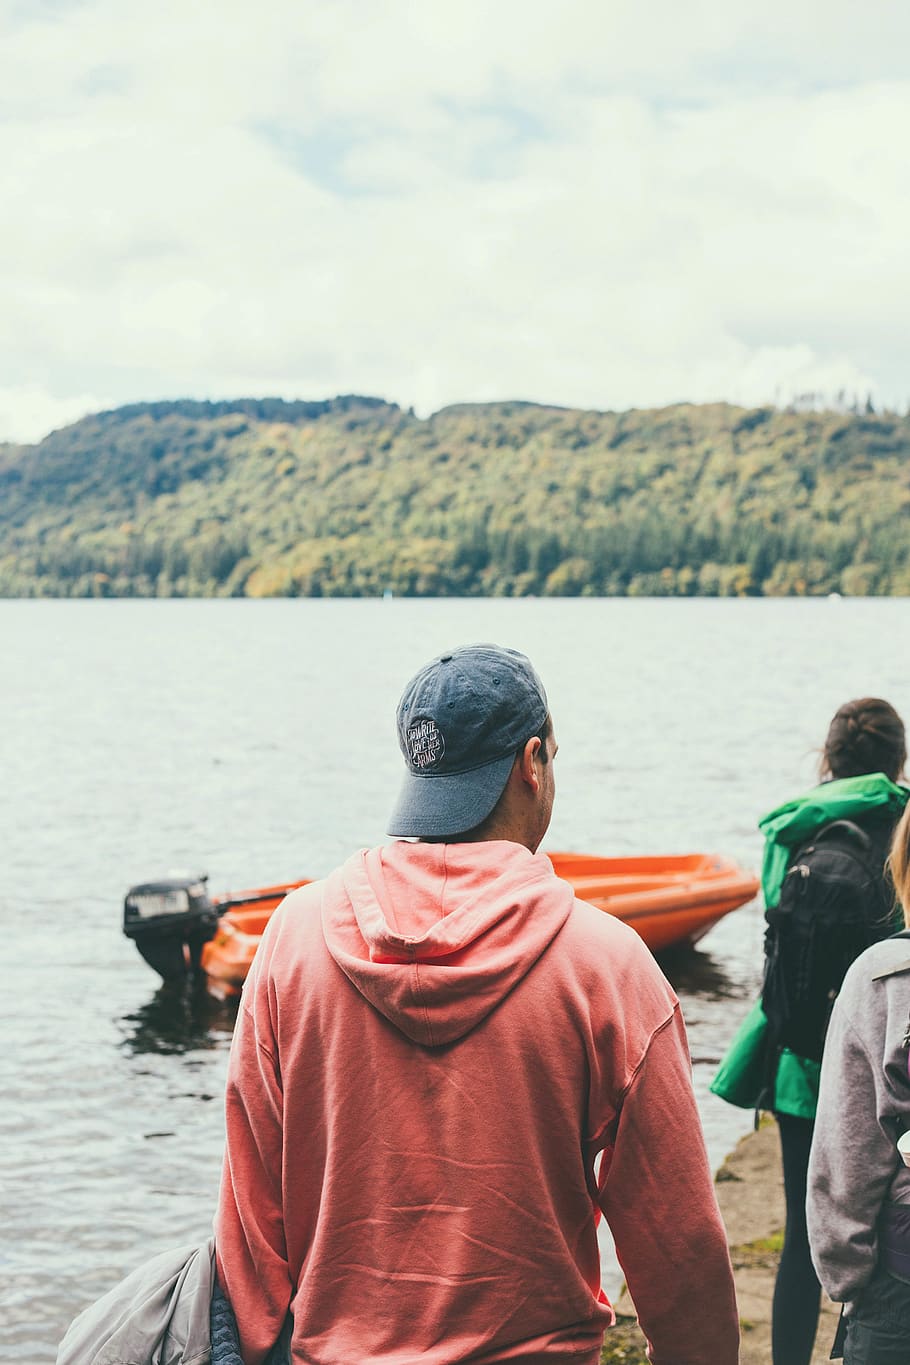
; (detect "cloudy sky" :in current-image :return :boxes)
[2,0,908,442]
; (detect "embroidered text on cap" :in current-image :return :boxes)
[407,718,446,770]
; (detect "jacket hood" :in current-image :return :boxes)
[758,772,908,908]
[321,840,573,1046]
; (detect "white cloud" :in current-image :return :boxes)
[1,0,909,442]
[0,385,109,444]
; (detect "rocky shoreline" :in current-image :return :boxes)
[602,1120,840,1363]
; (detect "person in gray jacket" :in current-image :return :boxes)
[807,799,910,1363]
[56,1236,291,1365]
[56,1238,215,1365]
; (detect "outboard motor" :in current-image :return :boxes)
[123,875,219,982]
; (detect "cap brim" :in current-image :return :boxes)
[387,751,516,838]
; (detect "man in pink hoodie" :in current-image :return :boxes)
[215,643,739,1364]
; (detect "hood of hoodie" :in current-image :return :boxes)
[758,772,909,908]
[321,839,573,1046]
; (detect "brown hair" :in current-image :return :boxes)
[820,698,907,784]
[518,713,552,764]
[888,803,910,929]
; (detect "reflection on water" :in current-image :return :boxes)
[119,980,238,1056]
[657,943,746,1002]
[117,941,747,1059]
[114,892,756,1063]
[118,943,745,1057]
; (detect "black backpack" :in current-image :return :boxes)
[761,819,894,1065]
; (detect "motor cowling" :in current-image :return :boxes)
[123,875,219,981]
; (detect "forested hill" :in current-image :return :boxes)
[1,395,908,597]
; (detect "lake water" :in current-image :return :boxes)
[3,596,909,1361]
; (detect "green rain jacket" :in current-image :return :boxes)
[710,772,908,1120]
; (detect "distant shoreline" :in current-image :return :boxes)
[2,397,909,600]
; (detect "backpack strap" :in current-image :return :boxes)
[811,819,873,856]
[809,819,892,929]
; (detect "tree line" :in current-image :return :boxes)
[1,397,907,597]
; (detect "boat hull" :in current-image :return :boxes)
[195,853,758,999]
[548,851,760,954]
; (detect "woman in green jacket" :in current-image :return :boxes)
[711,698,908,1365]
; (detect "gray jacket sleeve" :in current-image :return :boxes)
[806,965,902,1303]
[56,1237,214,1365]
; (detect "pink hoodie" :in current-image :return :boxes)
[215,840,738,1365]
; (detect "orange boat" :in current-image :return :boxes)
[124,851,758,1000]
[547,851,759,953]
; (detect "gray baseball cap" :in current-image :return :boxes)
[387,643,549,838]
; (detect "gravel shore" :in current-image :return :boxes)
[602,1120,841,1363]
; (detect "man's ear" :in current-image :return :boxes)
[518,735,542,792]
